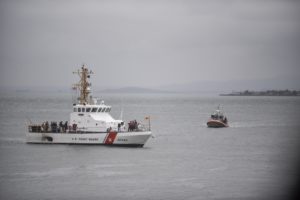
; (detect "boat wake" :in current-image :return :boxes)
[0,137,25,145]
[229,122,299,128]
[0,163,134,180]
[0,167,74,180]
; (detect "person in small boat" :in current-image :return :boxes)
[223,117,227,124]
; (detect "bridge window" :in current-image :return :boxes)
[82,108,85,112]
[86,108,91,112]
[97,108,102,112]
[73,108,77,112]
[92,107,98,112]
[78,108,81,112]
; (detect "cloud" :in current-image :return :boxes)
[1,0,300,89]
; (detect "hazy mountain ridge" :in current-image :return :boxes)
[1,77,299,95]
[98,87,171,94]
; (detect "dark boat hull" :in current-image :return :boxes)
[207,119,228,128]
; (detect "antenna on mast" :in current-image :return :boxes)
[73,64,93,105]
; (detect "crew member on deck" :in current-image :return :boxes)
[64,121,68,132]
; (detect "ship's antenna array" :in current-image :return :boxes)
[73,64,93,105]
[119,100,124,120]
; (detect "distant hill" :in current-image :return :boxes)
[99,87,170,94]
[157,77,300,94]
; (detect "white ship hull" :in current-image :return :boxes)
[26,131,152,147]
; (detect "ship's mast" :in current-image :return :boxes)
[73,64,93,105]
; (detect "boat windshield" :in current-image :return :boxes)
[211,109,225,119]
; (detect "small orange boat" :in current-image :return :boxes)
[207,106,228,128]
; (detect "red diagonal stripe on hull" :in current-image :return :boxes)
[104,132,117,144]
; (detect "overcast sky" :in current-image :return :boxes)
[0,0,300,90]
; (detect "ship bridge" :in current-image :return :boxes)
[72,104,112,113]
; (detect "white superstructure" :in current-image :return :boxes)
[26,65,152,147]
[70,102,124,133]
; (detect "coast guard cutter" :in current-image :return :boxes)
[26,65,152,147]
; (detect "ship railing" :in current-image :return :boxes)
[138,123,151,132]
[28,124,151,133]
[125,123,151,132]
[28,125,42,133]
[28,124,69,133]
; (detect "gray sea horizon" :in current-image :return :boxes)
[0,91,299,199]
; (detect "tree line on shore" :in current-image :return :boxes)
[220,89,300,96]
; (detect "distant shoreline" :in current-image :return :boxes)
[220,90,300,96]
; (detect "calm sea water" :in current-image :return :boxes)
[0,91,299,200]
